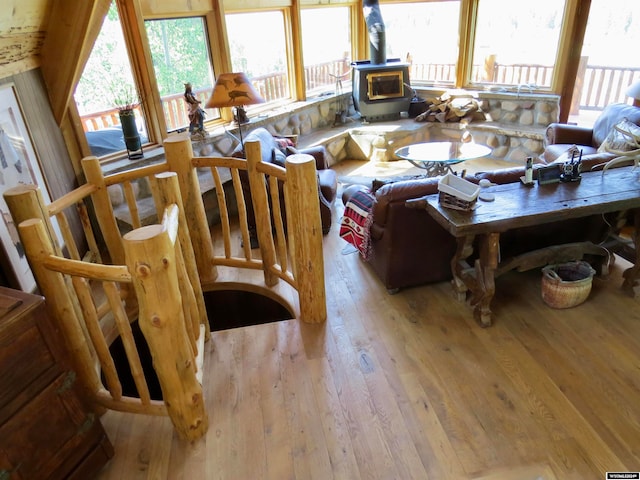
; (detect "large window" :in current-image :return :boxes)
[301,7,351,96]
[225,11,291,106]
[470,0,566,88]
[145,17,217,132]
[575,0,640,112]
[75,1,149,157]
[381,1,460,86]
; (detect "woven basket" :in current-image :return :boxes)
[438,191,477,211]
[541,261,595,309]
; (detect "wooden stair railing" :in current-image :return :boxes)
[163,134,327,323]
[2,131,327,440]
[4,177,207,441]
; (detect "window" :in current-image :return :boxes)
[575,0,640,112]
[381,1,460,86]
[301,7,351,96]
[75,1,149,158]
[470,0,566,88]
[145,17,217,132]
[225,11,291,106]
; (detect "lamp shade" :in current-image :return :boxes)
[205,72,265,109]
[626,80,640,101]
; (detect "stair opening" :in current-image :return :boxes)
[204,289,293,331]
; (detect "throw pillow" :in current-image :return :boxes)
[271,148,286,167]
[285,145,300,156]
[597,118,640,154]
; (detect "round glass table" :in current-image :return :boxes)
[394,142,492,177]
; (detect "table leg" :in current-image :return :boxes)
[406,159,456,177]
[470,233,500,327]
[622,209,640,297]
[451,235,475,301]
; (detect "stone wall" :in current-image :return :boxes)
[469,91,560,163]
[105,90,560,228]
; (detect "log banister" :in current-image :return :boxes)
[82,156,126,265]
[285,153,327,323]
[122,219,208,441]
[155,172,209,338]
[246,140,279,286]
[163,135,217,285]
[17,218,101,400]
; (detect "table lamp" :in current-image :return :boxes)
[205,72,265,150]
[626,80,640,107]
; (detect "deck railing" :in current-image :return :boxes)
[79,58,640,133]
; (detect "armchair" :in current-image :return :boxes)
[543,103,640,165]
[232,127,337,247]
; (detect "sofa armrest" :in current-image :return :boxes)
[296,145,329,171]
[545,123,594,147]
[373,178,440,227]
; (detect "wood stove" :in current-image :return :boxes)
[352,59,411,122]
[351,0,412,122]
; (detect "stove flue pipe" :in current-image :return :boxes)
[363,0,386,65]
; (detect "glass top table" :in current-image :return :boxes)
[394,142,492,177]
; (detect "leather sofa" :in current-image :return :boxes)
[342,159,613,293]
[232,127,337,246]
[543,103,640,164]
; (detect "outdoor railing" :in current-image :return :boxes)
[79,58,640,133]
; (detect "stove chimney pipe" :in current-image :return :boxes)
[363,0,386,65]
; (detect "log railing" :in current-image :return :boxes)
[3,132,326,439]
[4,176,208,441]
[163,135,327,323]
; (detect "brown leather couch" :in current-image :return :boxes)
[543,103,640,164]
[232,127,337,246]
[343,160,613,293]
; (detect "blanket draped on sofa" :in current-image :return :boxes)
[340,189,375,259]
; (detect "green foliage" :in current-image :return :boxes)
[145,17,213,97]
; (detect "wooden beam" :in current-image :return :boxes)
[39,0,111,126]
[555,0,591,123]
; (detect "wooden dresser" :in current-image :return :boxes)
[0,287,113,479]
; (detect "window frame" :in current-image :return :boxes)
[72,0,589,163]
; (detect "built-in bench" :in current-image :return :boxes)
[104,89,559,230]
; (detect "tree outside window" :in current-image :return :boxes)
[145,16,217,132]
[75,1,148,157]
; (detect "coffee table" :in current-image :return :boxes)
[406,167,640,327]
[394,142,492,177]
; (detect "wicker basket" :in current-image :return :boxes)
[541,261,596,309]
[438,191,477,211]
[437,173,480,211]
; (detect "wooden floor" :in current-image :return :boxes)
[96,158,640,480]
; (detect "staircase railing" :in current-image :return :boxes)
[3,132,327,440]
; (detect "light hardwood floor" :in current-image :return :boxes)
[96,158,640,480]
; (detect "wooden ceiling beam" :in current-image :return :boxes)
[39,0,111,126]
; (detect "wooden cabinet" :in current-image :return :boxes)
[0,287,113,479]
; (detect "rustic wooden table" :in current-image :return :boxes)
[407,167,640,326]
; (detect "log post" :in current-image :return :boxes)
[163,134,217,284]
[82,156,125,265]
[4,184,91,353]
[245,140,278,286]
[154,171,210,338]
[285,154,327,323]
[123,222,208,441]
[17,218,102,401]
[4,184,62,256]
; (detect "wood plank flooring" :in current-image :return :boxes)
[96,158,640,480]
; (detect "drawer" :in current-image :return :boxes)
[0,372,103,480]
